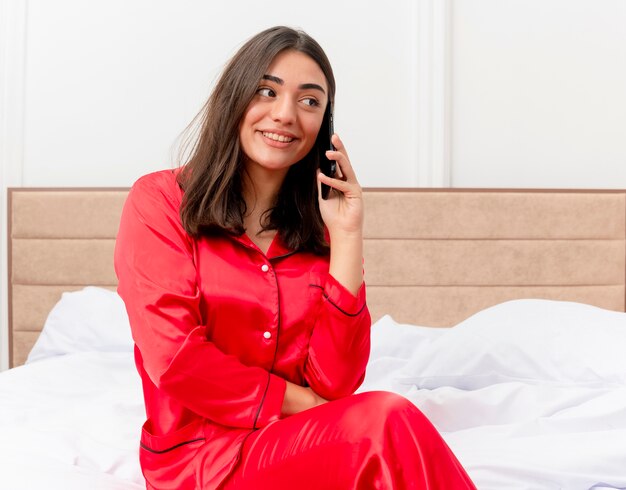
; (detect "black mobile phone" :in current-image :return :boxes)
[320,103,336,200]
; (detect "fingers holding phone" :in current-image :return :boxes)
[319,134,360,195]
[320,105,336,200]
[328,134,357,182]
[317,133,364,236]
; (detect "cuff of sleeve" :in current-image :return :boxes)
[254,373,287,429]
[323,274,367,316]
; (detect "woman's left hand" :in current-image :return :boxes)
[317,134,364,238]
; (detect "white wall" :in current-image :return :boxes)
[451,0,626,187]
[0,0,427,370]
[2,0,626,369]
[21,0,422,188]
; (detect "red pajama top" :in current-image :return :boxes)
[114,169,371,489]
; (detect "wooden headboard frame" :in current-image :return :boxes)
[8,187,626,367]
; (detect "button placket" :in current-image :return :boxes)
[258,259,277,354]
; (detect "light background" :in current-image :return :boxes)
[1,0,625,369]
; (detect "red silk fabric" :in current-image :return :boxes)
[115,169,474,489]
[223,391,476,490]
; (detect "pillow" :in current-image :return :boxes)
[360,315,448,394]
[27,287,133,363]
[398,299,626,389]
[369,314,448,360]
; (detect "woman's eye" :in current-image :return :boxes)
[257,87,275,97]
[302,97,320,107]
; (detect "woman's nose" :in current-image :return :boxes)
[271,97,296,124]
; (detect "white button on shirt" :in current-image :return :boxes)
[261,264,269,272]
[263,331,272,340]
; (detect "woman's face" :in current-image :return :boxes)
[239,49,328,177]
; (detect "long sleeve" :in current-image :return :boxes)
[304,273,371,400]
[114,172,286,429]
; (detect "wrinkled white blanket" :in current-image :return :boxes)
[0,352,143,488]
[1,296,625,489]
[361,300,626,490]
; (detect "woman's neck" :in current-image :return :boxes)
[242,163,288,222]
[241,163,289,242]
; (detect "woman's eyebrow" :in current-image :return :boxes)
[262,75,326,94]
[299,83,326,94]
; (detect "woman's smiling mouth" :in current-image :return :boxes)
[262,131,295,143]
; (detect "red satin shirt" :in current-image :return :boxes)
[114,170,371,489]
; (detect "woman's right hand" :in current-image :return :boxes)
[281,381,328,417]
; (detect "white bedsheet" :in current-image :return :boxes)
[2,296,626,489]
[360,301,626,490]
[0,352,144,489]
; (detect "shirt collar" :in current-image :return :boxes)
[230,231,296,260]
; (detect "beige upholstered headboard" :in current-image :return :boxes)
[8,188,626,367]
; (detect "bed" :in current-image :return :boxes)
[4,187,626,489]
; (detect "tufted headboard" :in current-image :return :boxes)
[8,187,626,367]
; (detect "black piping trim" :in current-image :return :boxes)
[309,284,367,317]
[253,371,272,430]
[230,233,299,261]
[269,250,299,261]
[270,269,283,370]
[139,438,205,454]
[253,263,283,429]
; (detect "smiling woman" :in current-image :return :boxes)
[239,51,327,174]
[114,26,476,489]
[238,49,329,253]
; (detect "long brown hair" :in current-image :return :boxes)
[177,26,336,254]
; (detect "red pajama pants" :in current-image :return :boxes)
[220,391,476,489]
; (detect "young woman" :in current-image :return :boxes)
[115,26,475,489]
